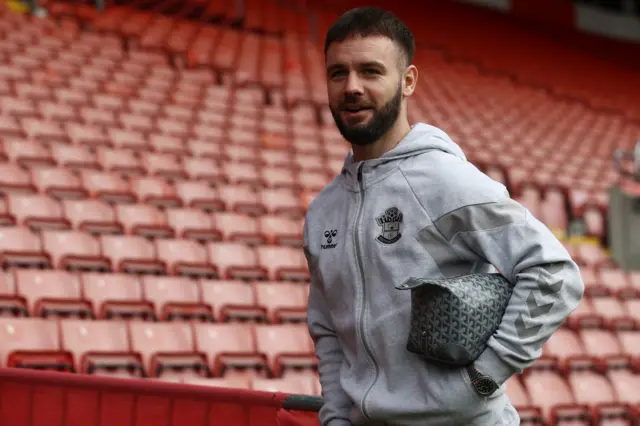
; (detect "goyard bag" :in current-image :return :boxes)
[395,273,514,367]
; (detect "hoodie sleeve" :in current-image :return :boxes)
[430,180,585,386]
[304,221,353,426]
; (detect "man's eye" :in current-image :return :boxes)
[363,69,379,75]
[331,70,346,78]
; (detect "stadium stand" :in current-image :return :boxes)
[0,0,638,424]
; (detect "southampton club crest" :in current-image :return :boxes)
[376,207,403,245]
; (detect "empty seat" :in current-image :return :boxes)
[617,330,640,357]
[114,204,174,238]
[30,166,88,200]
[0,162,34,193]
[262,167,299,191]
[256,246,309,282]
[599,269,631,294]
[217,184,264,216]
[591,296,629,325]
[0,318,72,371]
[155,238,217,279]
[213,212,262,245]
[166,208,221,242]
[182,157,224,184]
[254,324,316,377]
[50,143,100,170]
[96,147,145,176]
[80,170,136,204]
[63,199,123,235]
[130,176,181,208]
[606,364,640,405]
[0,226,50,268]
[174,180,224,212]
[41,230,111,272]
[82,272,153,320]
[199,279,265,322]
[3,139,54,168]
[141,152,186,180]
[60,319,143,377]
[149,134,188,156]
[207,242,266,280]
[141,275,211,322]
[193,322,266,378]
[6,193,70,230]
[254,282,308,324]
[542,327,586,361]
[22,118,69,142]
[261,188,304,218]
[67,123,111,147]
[128,321,208,379]
[100,234,165,275]
[579,328,622,359]
[522,368,588,424]
[259,216,303,247]
[14,269,90,318]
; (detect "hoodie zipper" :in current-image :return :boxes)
[355,163,379,420]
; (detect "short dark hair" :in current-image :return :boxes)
[324,7,415,67]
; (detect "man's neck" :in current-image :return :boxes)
[351,118,412,163]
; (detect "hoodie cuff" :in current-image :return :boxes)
[474,346,518,386]
[327,420,352,426]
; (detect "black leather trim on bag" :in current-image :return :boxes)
[395,273,514,367]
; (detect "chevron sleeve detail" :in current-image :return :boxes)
[433,197,585,385]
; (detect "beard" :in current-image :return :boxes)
[330,84,403,146]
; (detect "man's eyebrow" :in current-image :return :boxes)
[326,61,386,73]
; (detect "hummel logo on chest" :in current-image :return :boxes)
[321,230,338,249]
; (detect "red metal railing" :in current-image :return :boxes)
[0,368,322,426]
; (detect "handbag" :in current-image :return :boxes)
[394,273,514,367]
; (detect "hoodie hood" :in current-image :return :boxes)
[340,122,467,188]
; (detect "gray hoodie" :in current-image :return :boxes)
[303,123,584,426]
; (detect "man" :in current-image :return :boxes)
[303,7,584,426]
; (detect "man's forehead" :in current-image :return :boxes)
[326,35,400,67]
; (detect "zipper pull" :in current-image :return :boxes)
[357,164,364,182]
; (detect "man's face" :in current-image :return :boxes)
[326,35,404,146]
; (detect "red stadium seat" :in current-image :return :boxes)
[207,242,266,280]
[3,139,54,168]
[199,279,265,323]
[50,142,100,170]
[14,269,90,318]
[0,162,34,194]
[115,204,174,238]
[62,199,123,235]
[100,234,165,275]
[213,212,263,245]
[259,215,303,247]
[6,193,70,230]
[0,317,73,371]
[80,169,136,204]
[96,146,145,176]
[174,180,224,212]
[193,322,266,378]
[0,226,50,268]
[60,319,143,377]
[166,208,222,242]
[254,324,316,377]
[256,245,309,282]
[82,272,153,320]
[130,176,182,208]
[128,321,208,379]
[140,275,211,322]
[30,166,88,200]
[254,281,307,324]
[41,230,111,272]
[155,238,217,278]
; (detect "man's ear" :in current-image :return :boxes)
[403,64,418,97]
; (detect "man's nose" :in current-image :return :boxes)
[344,72,364,95]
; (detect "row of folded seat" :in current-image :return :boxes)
[0,226,309,280]
[0,269,309,323]
[0,169,316,217]
[0,194,306,246]
[507,360,640,425]
[0,317,316,379]
[0,141,343,189]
